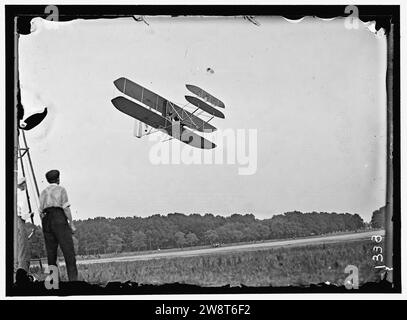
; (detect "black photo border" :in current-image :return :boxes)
[4,4,401,296]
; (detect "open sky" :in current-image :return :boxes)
[18,16,387,222]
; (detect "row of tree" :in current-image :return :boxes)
[26,210,372,258]
[371,206,385,229]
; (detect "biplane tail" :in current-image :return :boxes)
[184,95,225,118]
[185,84,225,109]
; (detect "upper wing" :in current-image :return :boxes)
[185,84,225,109]
[113,78,166,115]
[114,77,216,132]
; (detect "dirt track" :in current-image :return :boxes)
[75,230,385,266]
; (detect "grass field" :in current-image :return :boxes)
[30,238,382,287]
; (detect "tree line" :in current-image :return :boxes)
[371,206,385,229]
[25,210,374,258]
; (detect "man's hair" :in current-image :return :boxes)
[45,170,60,183]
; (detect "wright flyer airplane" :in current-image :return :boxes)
[111,77,226,149]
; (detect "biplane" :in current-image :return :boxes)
[111,77,225,149]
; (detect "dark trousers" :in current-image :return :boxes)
[42,207,78,281]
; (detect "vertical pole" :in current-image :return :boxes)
[385,23,394,283]
[17,138,33,214]
[22,130,40,197]
[13,17,19,274]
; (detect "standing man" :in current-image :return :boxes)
[39,169,78,281]
[15,177,31,273]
